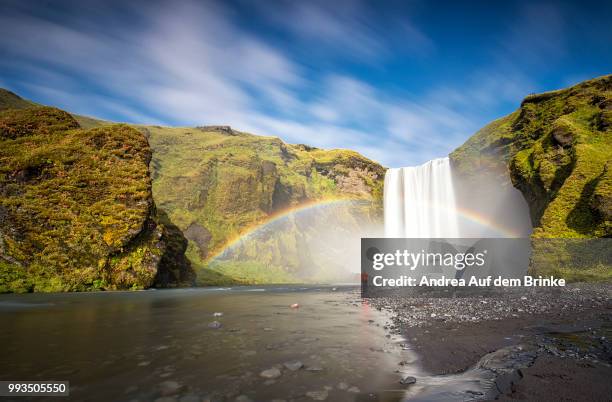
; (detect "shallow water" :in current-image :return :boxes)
[0,286,414,401]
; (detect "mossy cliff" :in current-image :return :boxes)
[451,75,612,280]
[145,125,384,284]
[0,103,194,292]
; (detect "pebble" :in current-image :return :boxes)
[124,385,138,393]
[208,321,222,329]
[178,395,201,402]
[260,368,282,379]
[400,376,417,385]
[158,380,183,396]
[337,382,349,390]
[155,397,177,402]
[234,395,253,402]
[213,312,224,317]
[306,390,328,400]
[347,386,360,393]
[283,361,304,371]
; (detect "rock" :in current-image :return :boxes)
[400,376,417,385]
[260,368,282,379]
[551,125,574,147]
[155,397,178,402]
[234,395,253,402]
[283,360,304,371]
[208,321,222,329]
[124,385,138,393]
[158,380,183,396]
[213,312,223,317]
[347,386,360,393]
[495,369,523,394]
[337,382,349,390]
[305,365,324,372]
[179,395,201,402]
[306,390,328,400]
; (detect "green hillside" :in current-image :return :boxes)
[144,125,385,284]
[0,103,193,292]
[0,89,35,110]
[451,74,612,280]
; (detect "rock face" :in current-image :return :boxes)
[0,102,193,292]
[146,125,385,284]
[451,75,612,238]
[451,74,612,280]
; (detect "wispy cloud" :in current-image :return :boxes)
[0,0,587,168]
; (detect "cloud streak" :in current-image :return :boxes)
[0,0,587,167]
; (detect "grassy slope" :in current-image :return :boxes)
[0,88,108,130]
[145,125,384,284]
[0,89,35,110]
[451,74,612,280]
[0,104,193,292]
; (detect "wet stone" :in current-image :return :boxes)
[260,367,282,379]
[306,390,328,400]
[158,380,183,396]
[155,397,178,402]
[283,361,304,371]
[400,375,417,385]
[178,395,201,402]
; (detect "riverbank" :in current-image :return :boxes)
[368,282,612,401]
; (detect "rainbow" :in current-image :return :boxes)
[205,197,524,263]
[205,197,368,262]
[455,206,523,238]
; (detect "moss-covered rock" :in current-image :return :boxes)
[451,74,612,279]
[0,105,193,292]
[451,74,611,238]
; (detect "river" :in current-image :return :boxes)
[0,286,414,402]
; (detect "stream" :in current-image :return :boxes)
[0,286,525,401]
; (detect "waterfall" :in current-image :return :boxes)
[384,157,459,238]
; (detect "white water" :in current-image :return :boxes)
[384,157,459,238]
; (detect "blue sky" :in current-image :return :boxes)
[0,0,610,167]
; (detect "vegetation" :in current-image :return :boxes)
[451,74,612,279]
[0,103,193,292]
[0,88,35,110]
[145,125,384,284]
